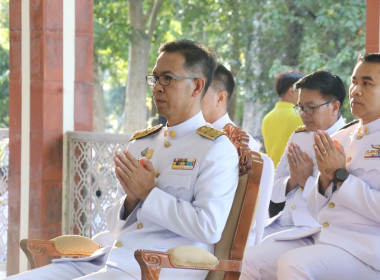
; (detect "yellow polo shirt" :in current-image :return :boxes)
[261,101,303,168]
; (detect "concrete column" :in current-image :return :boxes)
[366,0,380,52]
[8,0,93,275]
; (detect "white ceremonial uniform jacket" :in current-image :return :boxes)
[267,117,345,240]
[104,112,239,279]
[308,117,380,271]
[212,113,260,152]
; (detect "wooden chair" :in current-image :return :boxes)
[20,125,264,280]
[134,124,264,280]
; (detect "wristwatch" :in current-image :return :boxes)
[332,168,349,184]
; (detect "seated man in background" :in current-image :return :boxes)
[241,70,346,279]
[201,63,260,152]
[202,63,274,244]
[9,40,239,280]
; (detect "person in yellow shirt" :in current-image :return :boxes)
[262,71,304,217]
[262,70,304,168]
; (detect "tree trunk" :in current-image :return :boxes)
[283,0,303,66]
[241,14,265,140]
[122,0,164,134]
[122,38,151,134]
[227,2,242,122]
[242,100,264,139]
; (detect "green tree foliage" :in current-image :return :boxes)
[0,0,9,128]
[171,0,365,122]
[94,0,130,131]
[94,0,163,132]
[243,0,365,121]
[94,0,366,132]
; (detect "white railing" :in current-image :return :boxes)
[0,129,9,268]
[62,131,131,237]
[0,130,128,273]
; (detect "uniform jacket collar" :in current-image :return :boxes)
[164,111,206,140]
[359,117,380,135]
[211,113,235,130]
[326,116,346,135]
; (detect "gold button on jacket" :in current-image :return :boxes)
[115,241,123,247]
[164,141,171,148]
[169,130,176,138]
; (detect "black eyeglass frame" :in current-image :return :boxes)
[146,75,199,86]
[293,100,336,115]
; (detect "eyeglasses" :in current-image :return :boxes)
[294,100,335,115]
[146,75,199,86]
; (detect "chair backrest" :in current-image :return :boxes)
[206,125,263,280]
[248,154,274,245]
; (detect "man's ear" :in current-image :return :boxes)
[289,86,297,97]
[192,78,205,97]
[216,90,228,107]
[289,87,300,104]
[332,100,341,114]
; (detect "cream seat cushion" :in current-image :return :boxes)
[50,235,102,255]
[167,246,219,269]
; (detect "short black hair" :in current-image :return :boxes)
[275,70,304,97]
[357,53,380,64]
[294,71,346,108]
[159,40,217,95]
[211,64,235,99]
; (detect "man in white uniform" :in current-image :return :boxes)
[275,53,380,279]
[202,63,274,245]
[265,71,346,240]
[9,40,239,280]
[241,70,347,279]
[201,63,260,152]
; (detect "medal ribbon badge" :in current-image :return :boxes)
[364,145,380,158]
[172,158,196,170]
[141,147,154,159]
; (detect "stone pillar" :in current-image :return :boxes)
[8,0,23,274]
[8,0,93,275]
[74,0,93,130]
[366,0,380,52]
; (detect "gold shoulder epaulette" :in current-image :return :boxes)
[295,125,307,133]
[338,119,360,131]
[196,125,225,140]
[130,124,163,141]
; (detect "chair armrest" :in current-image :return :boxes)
[134,247,242,280]
[20,235,102,269]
